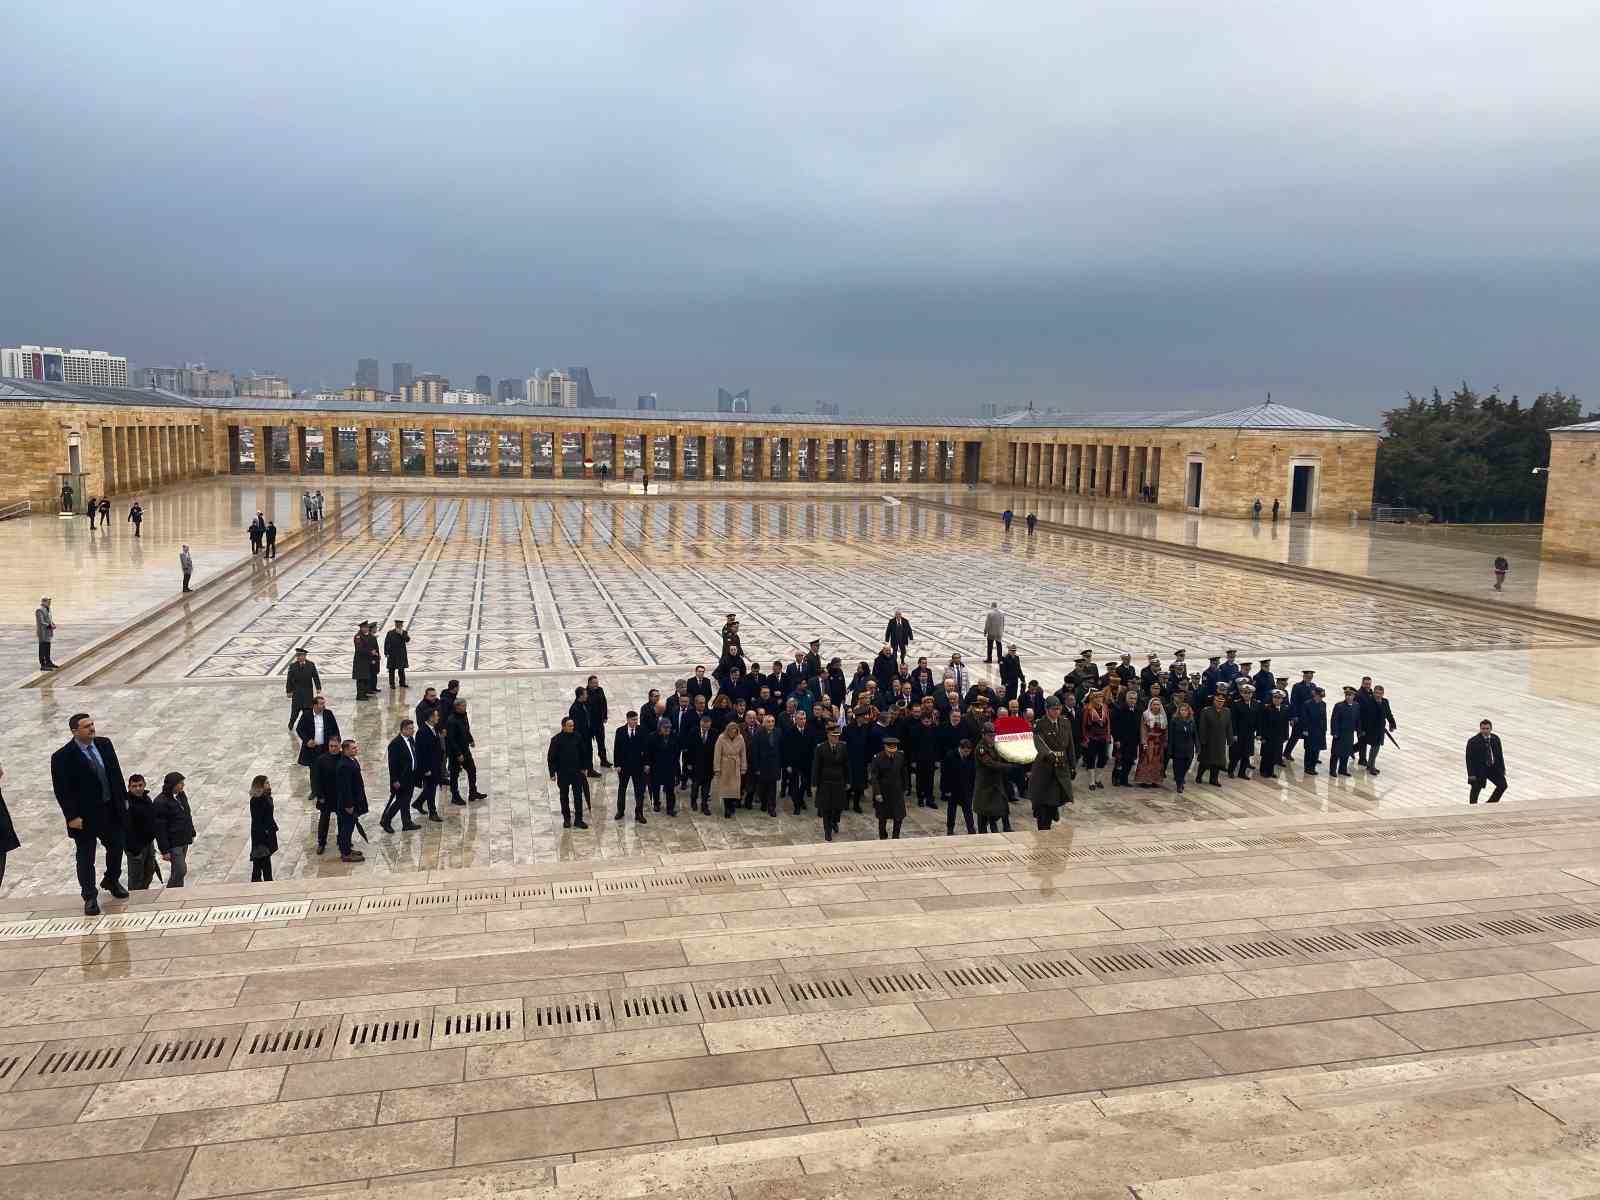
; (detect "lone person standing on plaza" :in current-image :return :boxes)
[983,602,1006,664]
[127,499,144,537]
[1493,555,1509,591]
[885,609,914,666]
[35,596,57,670]
[179,544,194,592]
[1466,719,1508,804]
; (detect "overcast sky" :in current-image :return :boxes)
[4,1,1598,421]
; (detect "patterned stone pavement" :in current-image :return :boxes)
[1,482,1597,901]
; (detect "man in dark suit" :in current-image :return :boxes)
[685,666,713,704]
[49,712,129,914]
[383,620,410,690]
[446,699,487,804]
[1466,719,1508,804]
[334,739,368,862]
[296,697,340,799]
[884,610,914,666]
[569,687,597,777]
[613,710,648,823]
[412,708,444,822]
[313,738,343,854]
[586,675,611,768]
[380,719,422,832]
[285,647,321,730]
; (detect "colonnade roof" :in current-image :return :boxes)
[1553,418,1600,433]
[0,382,1372,432]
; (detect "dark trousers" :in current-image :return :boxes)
[616,769,646,816]
[1172,754,1193,790]
[181,570,192,592]
[450,751,478,801]
[388,666,406,688]
[1470,772,1507,804]
[265,539,276,559]
[945,795,975,833]
[1034,804,1057,831]
[1228,744,1252,778]
[558,776,589,823]
[413,776,439,818]
[1113,742,1136,785]
[38,640,53,668]
[71,825,125,901]
[985,637,1002,662]
[131,520,141,537]
[592,726,610,767]
[1284,722,1303,759]
[1304,746,1322,771]
[1364,740,1383,770]
[878,816,903,839]
[251,856,274,882]
[757,778,777,816]
[336,808,356,855]
[978,814,1003,833]
[649,778,676,814]
[786,772,809,812]
[1331,745,1353,775]
[914,764,935,806]
[126,841,159,889]
[690,778,711,808]
[381,786,416,828]
[317,803,333,850]
[891,642,909,665]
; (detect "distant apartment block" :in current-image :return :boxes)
[441,390,491,405]
[3,345,128,387]
[392,362,414,394]
[139,363,236,397]
[341,386,391,403]
[496,378,526,403]
[528,369,577,407]
[237,373,293,399]
[637,392,658,410]
[403,373,449,404]
[356,358,381,390]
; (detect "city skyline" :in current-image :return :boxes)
[3,3,1598,423]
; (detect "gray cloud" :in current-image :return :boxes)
[3,1,1597,419]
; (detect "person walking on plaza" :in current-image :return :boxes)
[885,609,914,666]
[86,496,98,530]
[1466,719,1508,804]
[973,724,1008,834]
[313,736,343,853]
[0,764,19,889]
[1493,555,1509,591]
[127,499,144,537]
[1258,691,1289,778]
[983,602,1006,664]
[334,739,368,862]
[1195,691,1230,786]
[612,710,647,823]
[712,720,747,819]
[249,512,264,554]
[49,713,129,914]
[1080,690,1110,790]
[35,597,57,670]
[1025,512,1037,535]
[413,708,444,822]
[384,620,410,689]
[1028,696,1075,829]
[447,699,487,804]
[649,717,679,815]
[1361,684,1398,775]
[124,774,160,889]
[249,776,278,882]
[1228,685,1258,779]
[179,545,194,593]
[97,497,110,530]
[1168,702,1197,793]
[547,716,590,828]
[1283,669,1316,761]
[153,772,195,888]
[352,622,380,700]
[587,675,611,768]
[812,723,849,840]
[1001,508,1014,532]
[1330,686,1361,777]
[1134,696,1168,786]
[264,519,277,559]
[381,719,422,833]
[1300,687,1328,774]
[296,696,340,798]
[941,738,976,834]
[870,734,907,839]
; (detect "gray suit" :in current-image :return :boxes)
[35,605,55,669]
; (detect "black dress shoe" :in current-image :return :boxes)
[427,814,443,822]
[84,898,100,915]
[469,791,488,800]
[101,878,129,899]
[574,819,589,828]
[401,823,421,831]
[380,823,394,834]
[636,813,647,824]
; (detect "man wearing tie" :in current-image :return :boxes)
[412,708,444,822]
[1466,719,1508,804]
[381,719,422,832]
[49,713,129,914]
[613,709,648,824]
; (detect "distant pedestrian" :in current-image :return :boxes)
[1001,508,1014,531]
[983,602,1005,664]
[264,520,278,559]
[314,491,325,519]
[1493,556,1509,591]
[248,514,263,555]
[179,544,193,592]
[0,762,19,889]
[1252,497,1262,519]
[35,596,57,670]
[249,776,278,882]
[97,498,110,529]
[153,772,195,887]
[86,497,98,529]
[127,500,143,536]
[1466,719,1507,804]
[1025,512,1037,534]
[1271,498,1280,523]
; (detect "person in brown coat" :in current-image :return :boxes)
[712,722,748,819]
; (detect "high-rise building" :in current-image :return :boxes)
[356,358,380,390]
[442,390,490,405]
[568,367,597,408]
[139,366,187,393]
[341,386,390,403]
[815,400,841,416]
[475,373,492,397]
[637,392,658,410]
[3,345,128,387]
[403,373,448,404]
[393,362,414,394]
[717,387,750,413]
[585,394,617,409]
[496,378,525,403]
[530,369,577,407]
[238,373,293,399]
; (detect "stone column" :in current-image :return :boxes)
[550,430,564,478]
[488,426,502,476]
[673,433,687,480]
[424,428,438,476]
[356,424,371,473]
[752,436,767,480]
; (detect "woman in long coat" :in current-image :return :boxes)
[1134,697,1168,786]
[249,775,279,882]
[973,725,1009,834]
[811,725,849,841]
[1168,702,1197,792]
[711,722,748,819]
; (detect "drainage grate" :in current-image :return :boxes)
[1092,846,1137,858]
[813,864,860,877]
[599,877,646,894]
[1478,918,1544,937]
[1081,952,1157,974]
[232,1018,337,1067]
[854,970,944,1000]
[1415,924,1486,943]
[694,978,790,1020]
[687,871,732,887]
[509,883,553,901]
[785,975,861,1009]
[149,908,210,929]
[459,887,510,906]
[1158,945,1228,968]
[1160,841,1204,853]
[0,919,48,940]
[526,992,614,1038]
[36,915,102,937]
[432,1003,524,1047]
[773,866,818,880]
[858,860,900,874]
[1292,934,1364,956]
[1066,849,1100,861]
[0,1050,32,1082]
[336,1011,430,1058]
[258,900,312,920]
[645,874,692,890]
[128,1032,240,1078]
[1221,940,1293,961]
[207,904,263,925]
[933,962,1020,995]
[1004,956,1085,988]
[308,898,359,917]
[93,913,153,933]
[610,986,700,1029]
[551,880,596,899]
[19,1038,140,1088]
[731,869,776,883]
[357,894,409,913]
[1356,928,1426,949]
[1539,912,1600,932]
[406,892,456,910]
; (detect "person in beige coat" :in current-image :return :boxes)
[712,723,748,819]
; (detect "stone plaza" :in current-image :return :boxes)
[3,463,1600,1198]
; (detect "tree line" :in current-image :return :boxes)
[1373,385,1594,523]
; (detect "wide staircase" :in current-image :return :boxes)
[6,799,1600,1199]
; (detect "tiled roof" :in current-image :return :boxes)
[0,382,1373,432]
[1553,419,1600,433]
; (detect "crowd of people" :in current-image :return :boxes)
[12,603,1516,915]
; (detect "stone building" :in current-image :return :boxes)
[0,381,1378,520]
[1542,418,1600,563]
